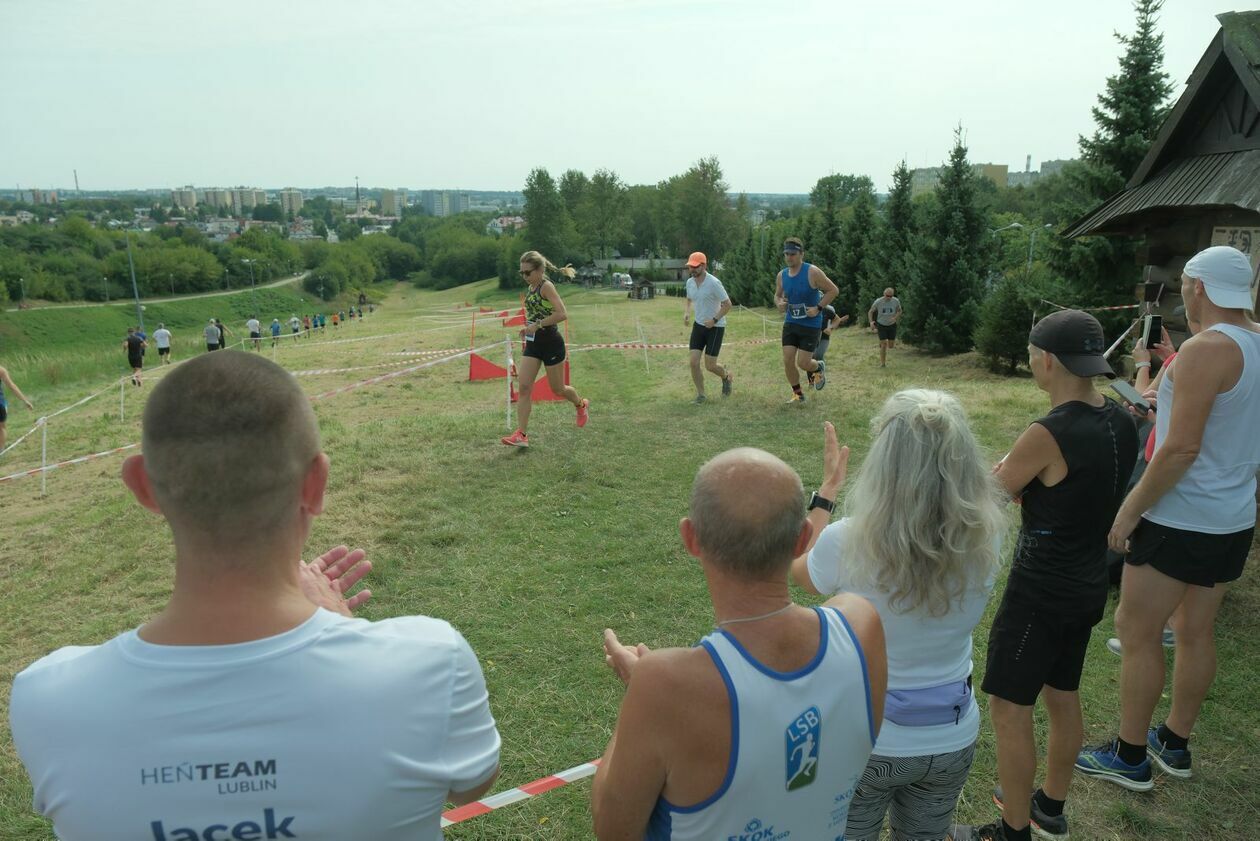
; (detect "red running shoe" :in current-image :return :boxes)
[576,398,590,428]
[500,429,529,447]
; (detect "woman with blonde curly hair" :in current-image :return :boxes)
[501,250,590,448]
[791,391,1006,841]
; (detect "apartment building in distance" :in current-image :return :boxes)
[170,186,197,209]
[230,187,268,215]
[379,188,407,216]
[202,188,232,210]
[419,190,470,217]
[279,188,304,214]
[910,163,1009,197]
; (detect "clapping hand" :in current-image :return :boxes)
[299,545,372,616]
[603,628,650,686]
[821,421,850,496]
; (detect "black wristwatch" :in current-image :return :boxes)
[808,492,835,513]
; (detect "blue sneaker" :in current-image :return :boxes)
[1074,739,1154,791]
[1147,728,1192,779]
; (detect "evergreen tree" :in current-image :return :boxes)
[974,273,1034,373]
[1050,0,1174,319]
[1079,0,1174,179]
[902,128,991,354]
[863,160,915,325]
[834,191,875,318]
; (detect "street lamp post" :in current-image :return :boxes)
[241,258,257,313]
[102,276,109,303]
[1026,224,1054,278]
[170,273,175,296]
[18,276,25,306]
[125,232,145,332]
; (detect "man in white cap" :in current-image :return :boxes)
[1076,245,1260,790]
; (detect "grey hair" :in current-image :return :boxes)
[690,448,806,578]
[839,389,1005,616]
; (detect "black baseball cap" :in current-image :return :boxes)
[1029,309,1115,378]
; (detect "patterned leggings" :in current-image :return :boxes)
[843,743,976,841]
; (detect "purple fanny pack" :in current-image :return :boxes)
[884,677,972,727]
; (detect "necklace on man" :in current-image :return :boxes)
[717,603,795,627]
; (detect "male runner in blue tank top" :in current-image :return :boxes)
[775,237,839,403]
[591,439,887,839]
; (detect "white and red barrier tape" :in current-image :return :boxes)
[291,352,465,377]
[569,338,775,352]
[0,443,139,485]
[307,341,502,402]
[1039,299,1141,313]
[0,342,505,486]
[440,760,600,828]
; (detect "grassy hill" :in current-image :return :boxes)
[1,279,1255,840]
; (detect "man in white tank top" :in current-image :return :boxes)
[1077,245,1260,790]
[591,446,887,839]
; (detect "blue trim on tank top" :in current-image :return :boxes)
[829,606,876,746]
[716,606,828,680]
[654,639,740,816]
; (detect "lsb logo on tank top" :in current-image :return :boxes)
[785,706,821,791]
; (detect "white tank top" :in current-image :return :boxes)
[645,607,875,840]
[1146,322,1260,533]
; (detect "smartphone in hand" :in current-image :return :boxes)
[1112,381,1154,415]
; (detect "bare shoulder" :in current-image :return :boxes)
[633,645,721,696]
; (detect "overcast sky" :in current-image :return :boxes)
[0,0,1226,195]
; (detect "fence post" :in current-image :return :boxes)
[40,417,48,497]
[505,336,513,431]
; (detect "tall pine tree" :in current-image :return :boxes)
[863,160,915,324]
[834,191,875,318]
[902,128,991,354]
[1050,0,1174,314]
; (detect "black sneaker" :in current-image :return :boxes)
[951,821,1009,840]
[721,373,733,397]
[1147,727,1192,779]
[993,787,1069,839]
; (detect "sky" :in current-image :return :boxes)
[0,0,1228,195]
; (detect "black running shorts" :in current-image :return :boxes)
[523,326,566,366]
[877,323,898,341]
[689,323,726,356]
[981,590,1101,705]
[1126,518,1253,587]
[782,322,821,352]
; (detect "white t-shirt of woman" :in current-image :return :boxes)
[807,518,997,757]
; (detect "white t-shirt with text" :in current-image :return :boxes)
[10,609,500,841]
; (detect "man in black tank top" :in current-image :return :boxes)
[955,311,1137,841]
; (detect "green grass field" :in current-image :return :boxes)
[1,280,1256,840]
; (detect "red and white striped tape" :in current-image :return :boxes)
[0,443,139,485]
[570,338,775,352]
[291,352,464,377]
[1040,299,1141,313]
[0,343,502,487]
[307,341,500,402]
[440,759,600,828]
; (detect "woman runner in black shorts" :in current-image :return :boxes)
[501,250,589,448]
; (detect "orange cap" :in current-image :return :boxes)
[686,251,707,268]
